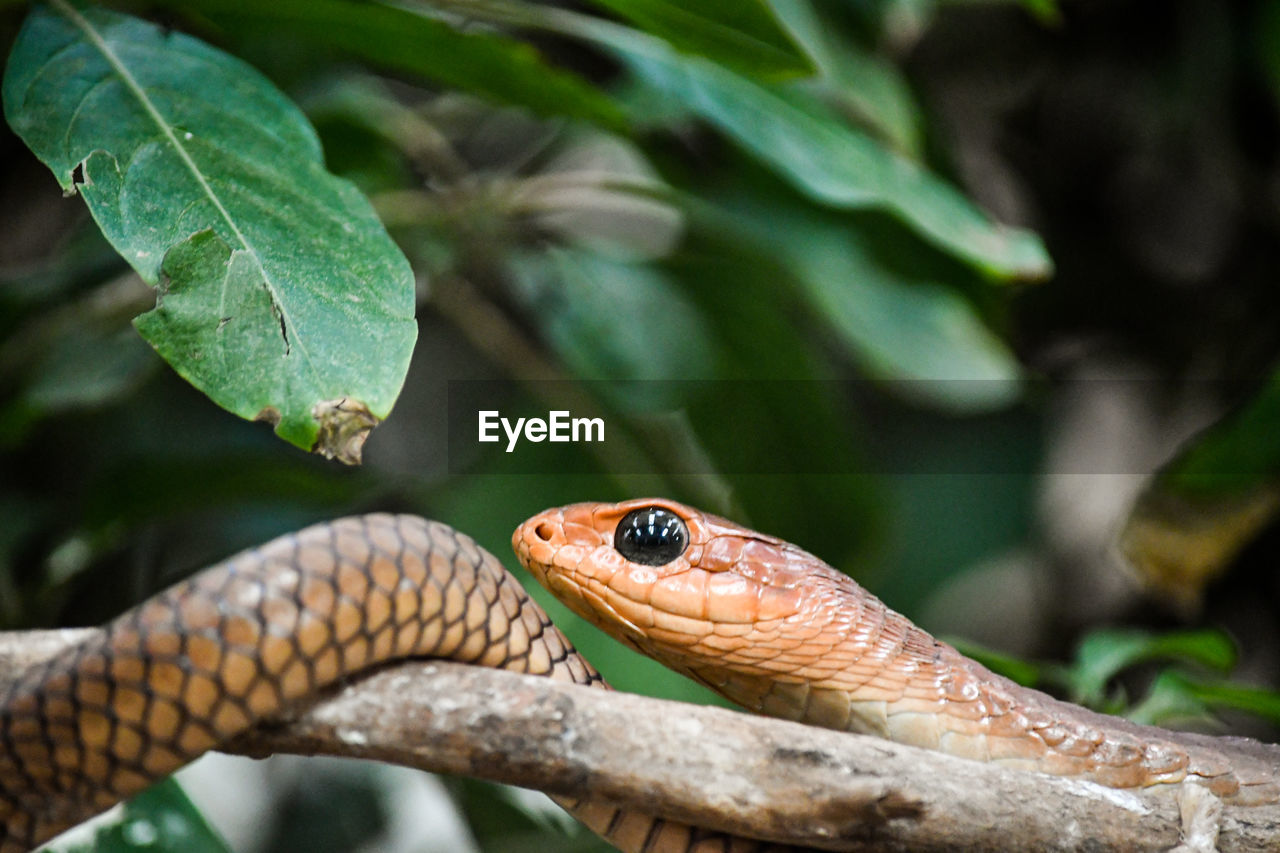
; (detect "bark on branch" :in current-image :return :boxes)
[2,631,1279,851]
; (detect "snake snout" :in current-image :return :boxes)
[516,512,560,547]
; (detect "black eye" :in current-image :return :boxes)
[614,507,689,566]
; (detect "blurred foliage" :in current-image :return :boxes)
[3,0,1280,851]
[449,778,614,853]
[1122,376,1280,610]
[1121,481,1280,614]
[960,627,1280,730]
[1060,628,1238,709]
[1130,671,1280,729]
[47,779,231,853]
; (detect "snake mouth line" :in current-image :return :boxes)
[551,566,649,638]
[582,586,645,636]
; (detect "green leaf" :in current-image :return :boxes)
[4,3,417,460]
[1125,670,1214,728]
[1129,670,1280,728]
[718,198,1022,410]
[1065,629,1237,706]
[1176,675,1280,726]
[785,217,1022,407]
[157,0,626,129]
[46,778,231,853]
[508,247,715,395]
[593,30,1051,279]
[770,0,924,156]
[580,0,812,78]
[1162,375,1280,493]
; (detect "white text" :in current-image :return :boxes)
[478,410,605,452]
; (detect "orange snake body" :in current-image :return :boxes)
[2,500,1278,852]
[513,500,1280,806]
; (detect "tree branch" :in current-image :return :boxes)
[2,631,1278,851]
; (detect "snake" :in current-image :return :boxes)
[3,499,1279,852]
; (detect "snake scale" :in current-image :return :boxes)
[2,498,1279,852]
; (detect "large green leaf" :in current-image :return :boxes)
[718,196,1022,410]
[3,2,417,461]
[580,0,812,78]
[593,29,1051,279]
[785,216,1022,407]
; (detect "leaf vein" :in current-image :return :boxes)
[51,0,322,388]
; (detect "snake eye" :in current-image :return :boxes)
[614,507,689,566]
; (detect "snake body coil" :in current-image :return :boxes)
[0,515,609,852]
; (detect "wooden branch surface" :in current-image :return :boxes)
[3,630,1279,851]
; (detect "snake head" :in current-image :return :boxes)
[513,498,825,665]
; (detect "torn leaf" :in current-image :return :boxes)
[3,4,416,458]
[312,398,378,465]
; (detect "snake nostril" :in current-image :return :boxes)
[534,522,554,542]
